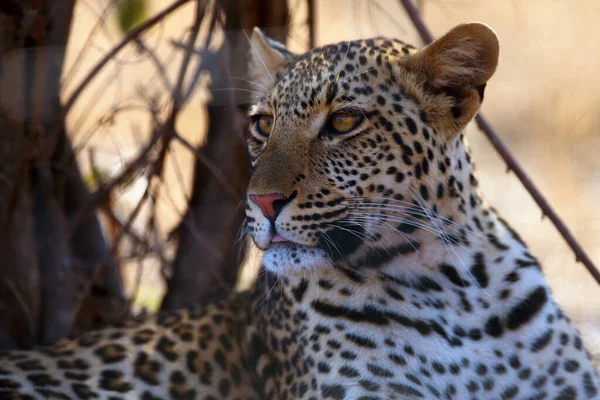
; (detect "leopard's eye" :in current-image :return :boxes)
[256,115,274,137]
[330,112,362,134]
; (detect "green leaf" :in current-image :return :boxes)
[84,167,110,189]
[116,0,149,34]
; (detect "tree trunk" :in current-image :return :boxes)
[0,0,126,350]
[161,0,289,309]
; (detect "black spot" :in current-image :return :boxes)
[135,352,161,386]
[419,185,429,201]
[57,358,90,370]
[133,329,155,345]
[339,365,360,377]
[563,359,579,373]
[468,329,482,341]
[415,277,443,292]
[317,362,331,373]
[94,344,127,363]
[27,373,60,387]
[554,386,577,400]
[385,286,405,301]
[470,252,488,288]
[583,372,598,397]
[64,372,90,382]
[156,311,182,327]
[217,378,230,398]
[15,360,45,371]
[77,333,102,348]
[389,382,425,398]
[155,336,178,361]
[313,301,388,325]
[367,363,394,377]
[432,362,446,374]
[501,385,519,399]
[405,117,417,134]
[291,279,310,302]
[389,353,407,366]
[72,383,99,399]
[321,383,346,399]
[0,379,20,390]
[99,370,132,393]
[518,368,532,380]
[356,241,420,268]
[345,333,377,348]
[505,286,547,330]
[436,182,444,199]
[359,380,380,391]
[484,316,503,338]
[316,222,364,260]
[530,328,553,352]
[326,83,338,104]
[439,264,470,288]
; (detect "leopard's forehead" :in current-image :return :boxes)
[263,38,418,112]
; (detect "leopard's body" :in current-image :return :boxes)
[1,23,599,400]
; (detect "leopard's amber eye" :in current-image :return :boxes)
[257,115,274,136]
[330,112,361,133]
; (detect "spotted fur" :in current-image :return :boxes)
[1,23,598,400]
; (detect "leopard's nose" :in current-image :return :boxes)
[249,192,293,220]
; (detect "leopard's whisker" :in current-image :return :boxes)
[228,76,269,92]
[244,29,275,84]
[345,212,458,242]
[344,217,422,255]
[408,187,488,294]
[326,221,391,258]
[344,196,485,238]
[255,275,280,310]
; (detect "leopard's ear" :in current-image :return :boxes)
[248,27,294,88]
[403,22,499,133]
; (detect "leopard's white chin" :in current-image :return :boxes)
[262,243,332,276]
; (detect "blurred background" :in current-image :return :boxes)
[0,0,598,354]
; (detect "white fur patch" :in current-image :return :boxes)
[310,111,327,133]
[262,244,332,276]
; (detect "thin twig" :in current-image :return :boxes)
[399,0,433,43]
[174,132,240,200]
[151,0,207,180]
[63,0,192,114]
[67,127,160,238]
[307,0,316,49]
[31,0,193,234]
[399,0,600,285]
[182,1,221,102]
[62,0,118,90]
[43,0,193,162]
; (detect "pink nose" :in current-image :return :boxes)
[249,193,289,219]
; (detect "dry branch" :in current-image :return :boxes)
[42,0,193,164]
[399,0,600,285]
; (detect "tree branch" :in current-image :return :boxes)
[63,0,193,114]
[42,0,193,162]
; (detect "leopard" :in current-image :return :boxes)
[1,22,599,400]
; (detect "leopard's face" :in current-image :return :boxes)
[245,25,499,275]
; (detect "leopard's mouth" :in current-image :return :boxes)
[266,235,314,250]
[270,234,289,243]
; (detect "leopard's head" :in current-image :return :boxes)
[245,23,499,275]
